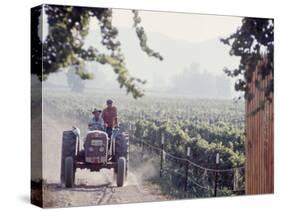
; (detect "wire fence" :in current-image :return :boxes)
[140,139,244,172]
[134,137,245,197]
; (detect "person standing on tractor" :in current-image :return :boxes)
[102,99,118,139]
[88,108,104,130]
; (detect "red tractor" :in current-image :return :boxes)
[60,123,129,188]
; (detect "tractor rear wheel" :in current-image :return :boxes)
[117,157,126,187]
[65,157,74,188]
[115,132,129,177]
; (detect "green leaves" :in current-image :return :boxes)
[221,18,274,107]
[132,10,164,61]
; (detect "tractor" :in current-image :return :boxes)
[60,122,129,188]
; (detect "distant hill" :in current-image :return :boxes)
[45,27,239,99]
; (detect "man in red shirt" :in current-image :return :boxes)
[102,99,118,139]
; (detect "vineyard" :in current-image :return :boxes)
[43,89,245,198]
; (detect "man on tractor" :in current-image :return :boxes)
[88,108,104,131]
[102,99,118,139]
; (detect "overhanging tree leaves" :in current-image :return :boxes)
[221,18,274,107]
[132,10,163,61]
[32,5,163,98]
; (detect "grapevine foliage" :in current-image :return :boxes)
[44,92,245,197]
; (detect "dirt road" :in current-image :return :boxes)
[43,171,168,208]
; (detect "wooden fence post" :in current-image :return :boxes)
[185,146,191,193]
[141,130,146,160]
[160,133,165,177]
[233,168,239,192]
[214,153,220,197]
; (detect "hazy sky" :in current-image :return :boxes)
[84,9,243,95]
[41,8,242,44]
[112,9,242,43]
[44,7,243,98]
